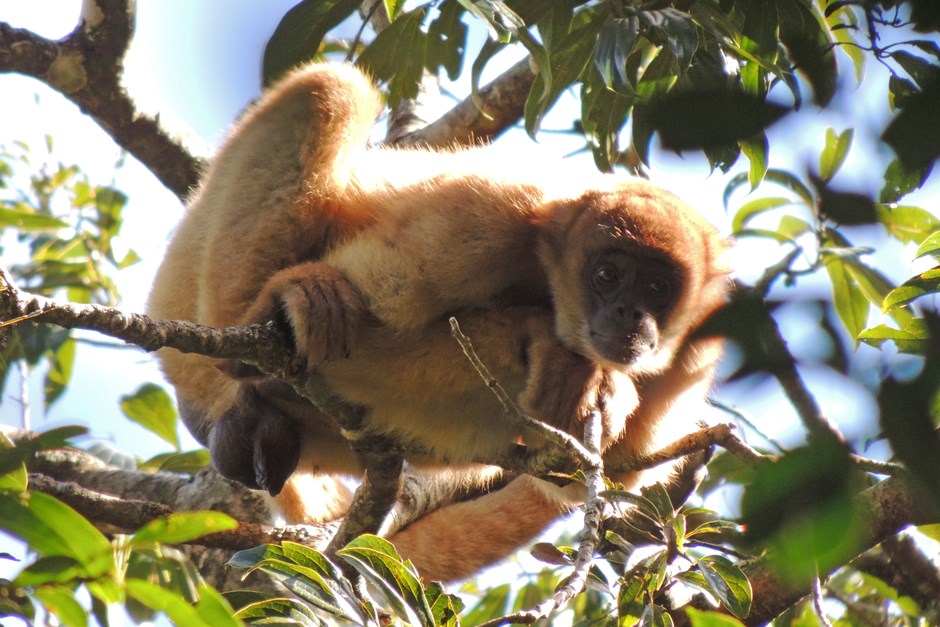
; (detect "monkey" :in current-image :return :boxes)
[146,62,728,578]
[388,321,725,582]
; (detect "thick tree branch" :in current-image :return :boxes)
[398,58,536,148]
[680,471,940,626]
[0,0,201,200]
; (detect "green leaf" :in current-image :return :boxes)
[883,75,940,170]
[819,128,853,183]
[882,267,940,312]
[426,581,464,627]
[777,0,837,106]
[916,230,940,259]
[33,585,88,627]
[126,579,211,627]
[685,607,747,627]
[582,67,634,171]
[877,205,939,244]
[594,17,641,94]
[459,0,524,43]
[879,159,932,203]
[337,534,434,627]
[696,556,752,619]
[821,251,870,342]
[0,493,111,578]
[617,568,647,622]
[523,6,601,136]
[724,168,816,211]
[194,584,241,627]
[0,206,68,230]
[469,38,506,115]
[777,215,812,239]
[841,259,913,327]
[43,337,76,409]
[635,46,679,100]
[138,449,210,474]
[280,540,347,581]
[427,0,468,81]
[384,0,406,21]
[731,196,794,234]
[639,8,699,75]
[131,511,238,547]
[649,89,789,153]
[529,542,573,566]
[879,317,940,505]
[740,133,768,190]
[740,0,778,58]
[230,544,361,622]
[235,598,320,623]
[858,320,928,353]
[357,7,430,107]
[119,383,179,450]
[262,0,363,86]
[462,583,510,625]
[15,556,87,587]
[889,75,919,110]
[891,50,938,89]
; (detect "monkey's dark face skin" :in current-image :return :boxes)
[586,250,682,367]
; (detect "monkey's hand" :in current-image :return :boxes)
[208,385,301,496]
[233,262,367,374]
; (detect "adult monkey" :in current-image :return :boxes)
[147,63,728,578]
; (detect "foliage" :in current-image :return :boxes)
[0,431,238,626]
[0,138,139,406]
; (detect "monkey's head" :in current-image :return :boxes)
[538,181,729,374]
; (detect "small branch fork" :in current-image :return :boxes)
[480,411,606,627]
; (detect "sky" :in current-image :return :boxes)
[0,0,938,609]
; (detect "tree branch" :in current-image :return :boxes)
[397,58,535,148]
[0,0,201,200]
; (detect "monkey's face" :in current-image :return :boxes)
[586,249,682,370]
[538,181,729,374]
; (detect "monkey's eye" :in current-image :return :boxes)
[648,278,671,295]
[594,265,620,287]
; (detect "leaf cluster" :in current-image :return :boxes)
[0,430,238,627]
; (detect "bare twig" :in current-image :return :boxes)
[812,570,834,627]
[449,317,602,470]
[761,305,846,446]
[480,411,606,627]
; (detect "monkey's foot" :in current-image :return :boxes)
[209,388,301,496]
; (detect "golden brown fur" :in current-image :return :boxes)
[147,62,728,582]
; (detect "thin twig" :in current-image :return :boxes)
[812,569,834,627]
[449,316,602,469]
[708,399,786,453]
[479,411,605,627]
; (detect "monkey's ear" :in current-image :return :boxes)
[535,196,591,257]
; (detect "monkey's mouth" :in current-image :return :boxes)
[590,332,657,367]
